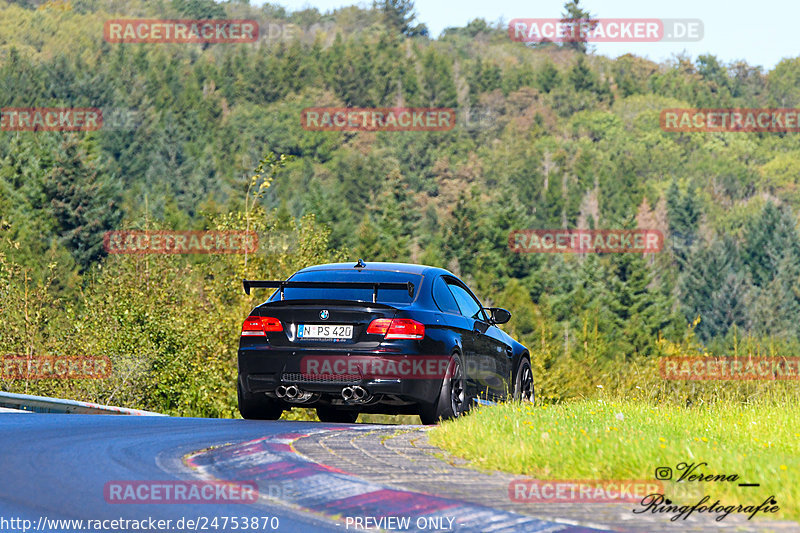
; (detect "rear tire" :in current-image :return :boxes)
[419,353,466,425]
[513,357,534,403]
[316,406,359,423]
[238,380,283,420]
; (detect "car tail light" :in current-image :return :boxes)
[261,316,283,332]
[366,318,392,335]
[367,318,425,339]
[241,316,282,336]
[386,318,425,339]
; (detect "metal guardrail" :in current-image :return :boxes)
[0,391,165,416]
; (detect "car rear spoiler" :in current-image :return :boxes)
[242,279,415,303]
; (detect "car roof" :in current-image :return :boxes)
[295,261,450,277]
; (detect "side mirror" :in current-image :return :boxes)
[488,308,511,324]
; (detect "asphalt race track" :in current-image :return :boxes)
[0,415,340,532]
[0,415,598,533]
[1,415,797,533]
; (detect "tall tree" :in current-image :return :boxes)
[560,0,596,54]
[679,236,751,340]
[742,202,800,287]
[373,169,418,261]
[43,136,122,270]
[537,61,562,93]
[419,47,458,107]
[666,181,701,270]
[374,0,428,36]
[568,55,597,92]
[171,0,226,19]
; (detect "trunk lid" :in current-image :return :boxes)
[255,299,399,350]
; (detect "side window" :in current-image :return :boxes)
[446,281,487,321]
[432,276,461,314]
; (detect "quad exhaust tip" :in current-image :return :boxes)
[342,386,368,402]
[277,385,300,399]
[281,385,367,402]
[277,384,314,402]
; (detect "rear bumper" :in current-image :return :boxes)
[238,347,448,405]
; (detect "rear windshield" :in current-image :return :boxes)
[268,269,422,305]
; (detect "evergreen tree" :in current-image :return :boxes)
[560,0,595,54]
[742,202,800,287]
[371,31,414,106]
[568,55,597,92]
[355,216,383,260]
[537,61,562,93]
[606,253,671,357]
[0,47,45,106]
[326,35,376,106]
[750,254,800,338]
[374,0,428,36]
[469,58,502,102]
[666,181,701,269]
[171,0,226,19]
[373,169,417,261]
[0,135,64,271]
[420,48,458,108]
[443,189,485,278]
[679,236,751,340]
[43,136,122,270]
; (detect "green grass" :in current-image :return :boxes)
[428,399,800,523]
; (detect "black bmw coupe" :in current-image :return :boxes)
[237,260,534,424]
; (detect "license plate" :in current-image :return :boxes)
[298,324,353,340]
